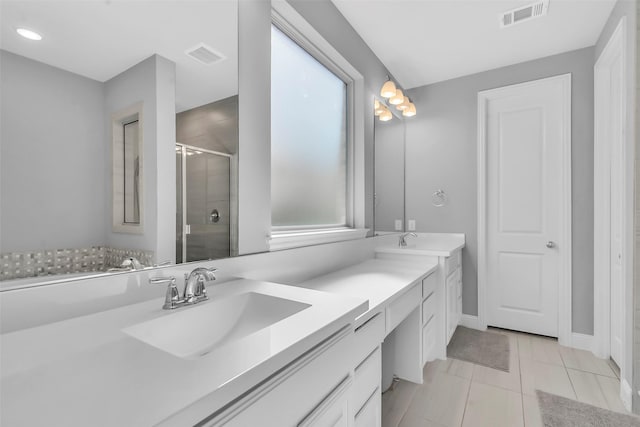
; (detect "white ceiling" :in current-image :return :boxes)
[0,0,238,112]
[332,0,617,89]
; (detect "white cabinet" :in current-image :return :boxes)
[445,250,463,344]
[354,388,381,427]
[351,312,384,425]
[204,328,355,427]
[299,377,351,427]
[420,272,438,365]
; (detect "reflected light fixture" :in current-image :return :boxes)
[374,99,385,116]
[379,108,393,121]
[397,96,411,111]
[380,78,397,98]
[403,101,417,117]
[389,89,404,105]
[16,28,42,41]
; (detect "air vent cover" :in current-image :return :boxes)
[185,43,226,65]
[500,0,549,28]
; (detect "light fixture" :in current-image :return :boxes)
[380,78,397,98]
[396,96,411,111]
[403,102,417,117]
[16,28,42,41]
[389,89,404,105]
[379,108,393,122]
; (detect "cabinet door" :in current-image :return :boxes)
[354,389,381,427]
[446,278,457,343]
[457,271,463,324]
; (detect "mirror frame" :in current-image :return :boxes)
[112,102,145,234]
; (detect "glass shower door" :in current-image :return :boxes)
[176,144,231,263]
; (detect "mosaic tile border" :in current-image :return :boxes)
[0,247,155,281]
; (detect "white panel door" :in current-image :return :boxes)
[485,76,569,337]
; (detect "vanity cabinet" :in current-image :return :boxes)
[203,327,356,427]
[351,311,385,427]
[445,250,463,343]
[421,271,438,365]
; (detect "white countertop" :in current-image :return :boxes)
[296,258,437,326]
[375,233,465,257]
[0,278,367,427]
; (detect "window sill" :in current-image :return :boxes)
[268,228,369,252]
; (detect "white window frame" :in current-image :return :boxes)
[268,1,367,251]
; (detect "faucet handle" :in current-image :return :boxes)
[150,276,180,310]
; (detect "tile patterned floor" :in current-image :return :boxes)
[382,328,629,427]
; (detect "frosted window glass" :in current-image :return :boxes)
[271,26,348,228]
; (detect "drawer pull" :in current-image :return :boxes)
[355,312,381,333]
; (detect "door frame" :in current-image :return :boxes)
[477,74,573,346]
[593,17,629,378]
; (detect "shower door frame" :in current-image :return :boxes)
[176,142,234,264]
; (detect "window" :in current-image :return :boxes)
[270,24,349,231]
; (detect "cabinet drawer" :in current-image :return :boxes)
[299,376,351,427]
[353,312,385,363]
[421,272,437,299]
[353,347,381,413]
[209,329,353,426]
[445,250,461,276]
[354,388,381,427]
[421,292,436,325]
[422,316,436,365]
[386,284,421,334]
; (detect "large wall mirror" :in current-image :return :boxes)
[374,98,406,234]
[0,1,238,286]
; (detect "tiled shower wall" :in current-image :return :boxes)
[0,247,154,281]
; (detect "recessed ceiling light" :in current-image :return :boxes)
[16,28,42,41]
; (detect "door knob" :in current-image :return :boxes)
[546,241,556,248]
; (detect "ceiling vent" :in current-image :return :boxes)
[185,43,226,65]
[500,0,549,28]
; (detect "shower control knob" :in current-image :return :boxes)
[546,241,556,249]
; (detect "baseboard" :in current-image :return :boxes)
[570,333,594,352]
[621,378,632,412]
[459,314,485,330]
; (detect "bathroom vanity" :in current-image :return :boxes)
[0,233,464,426]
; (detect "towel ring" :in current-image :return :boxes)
[432,189,447,207]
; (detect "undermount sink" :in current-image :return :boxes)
[123,292,311,359]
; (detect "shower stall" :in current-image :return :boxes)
[175,143,232,263]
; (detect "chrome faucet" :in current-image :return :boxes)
[398,232,417,247]
[150,267,217,310]
[107,257,144,272]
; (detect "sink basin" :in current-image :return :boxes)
[123,292,311,359]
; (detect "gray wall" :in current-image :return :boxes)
[237,0,272,255]
[0,50,106,252]
[104,55,176,263]
[405,47,596,335]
